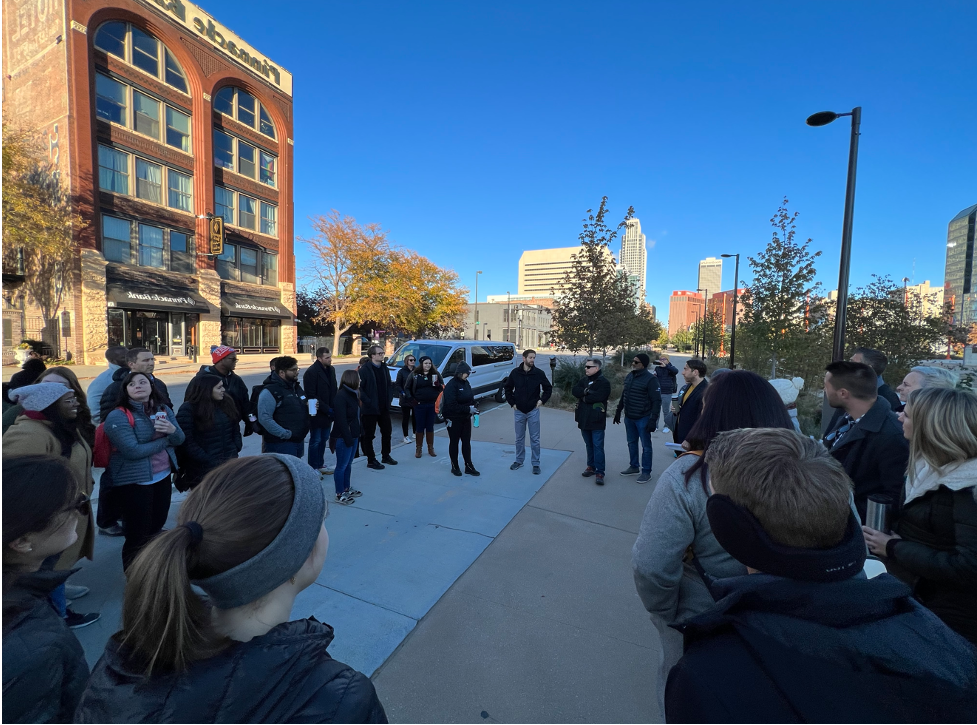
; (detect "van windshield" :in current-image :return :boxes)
[389,343,452,369]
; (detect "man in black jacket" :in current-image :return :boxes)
[851,346,901,411]
[652,354,678,431]
[196,346,251,435]
[613,353,662,483]
[504,349,553,475]
[572,358,611,485]
[99,348,173,421]
[359,345,397,470]
[822,360,909,521]
[671,358,707,449]
[304,347,338,474]
[665,428,977,723]
[257,356,310,458]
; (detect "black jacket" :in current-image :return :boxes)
[666,574,977,723]
[673,379,707,445]
[303,360,338,429]
[196,365,251,435]
[572,373,610,430]
[261,375,310,443]
[824,397,909,521]
[100,368,172,421]
[406,370,444,405]
[75,618,387,723]
[358,362,391,416]
[615,368,662,422]
[653,361,679,395]
[332,385,362,447]
[879,382,901,411]
[175,402,242,484]
[2,568,90,724]
[888,484,977,645]
[504,364,552,414]
[395,366,415,400]
[442,376,475,419]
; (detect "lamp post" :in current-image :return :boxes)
[721,253,740,368]
[474,270,482,340]
[697,288,708,358]
[806,107,861,362]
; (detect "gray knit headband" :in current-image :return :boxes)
[191,453,326,609]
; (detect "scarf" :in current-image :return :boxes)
[904,458,977,506]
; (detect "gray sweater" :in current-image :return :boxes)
[632,455,747,624]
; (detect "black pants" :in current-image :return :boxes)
[401,404,417,437]
[118,475,172,571]
[447,416,472,468]
[361,411,392,461]
[95,469,123,529]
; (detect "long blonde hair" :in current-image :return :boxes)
[906,386,977,484]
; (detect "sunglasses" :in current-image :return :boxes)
[585,364,597,369]
[632,359,642,364]
[62,493,90,517]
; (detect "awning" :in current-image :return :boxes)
[106,282,210,312]
[221,293,293,320]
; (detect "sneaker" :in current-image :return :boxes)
[510,462,523,470]
[582,467,596,478]
[65,609,100,629]
[464,463,481,476]
[64,584,89,600]
[533,466,541,475]
[319,467,335,476]
[620,466,640,476]
[381,455,399,465]
[335,493,355,505]
[595,474,605,486]
[637,472,652,483]
[662,427,671,434]
[403,436,412,444]
[98,524,124,537]
[367,460,385,470]
[345,488,362,498]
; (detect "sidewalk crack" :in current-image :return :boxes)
[524,505,640,535]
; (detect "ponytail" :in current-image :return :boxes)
[120,456,294,676]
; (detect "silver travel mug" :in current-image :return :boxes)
[670,394,680,413]
[865,495,893,534]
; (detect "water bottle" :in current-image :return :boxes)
[473,413,480,428]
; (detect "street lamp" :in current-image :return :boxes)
[721,253,740,368]
[697,288,708,358]
[807,107,861,362]
[474,271,482,340]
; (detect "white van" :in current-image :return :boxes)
[387,340,519,414]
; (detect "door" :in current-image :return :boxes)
[170,313,185,357]
[139,314,168,356]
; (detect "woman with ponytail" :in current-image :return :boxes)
[76,454,387,723]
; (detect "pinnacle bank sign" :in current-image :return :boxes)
[138,0,293,96]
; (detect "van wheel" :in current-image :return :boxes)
[495,388,506,403]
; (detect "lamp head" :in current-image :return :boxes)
[721,253,736,259]
[806,111,839,127]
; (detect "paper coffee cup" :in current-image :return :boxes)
[308,399,318,415]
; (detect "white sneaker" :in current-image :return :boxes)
[319,466,335,476]
[662,427,671,434]
[403,436,412,444]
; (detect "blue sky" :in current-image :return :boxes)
[202,0,976,316]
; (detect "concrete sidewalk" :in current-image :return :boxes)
[372,404,676,723]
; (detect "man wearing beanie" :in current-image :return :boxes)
[196,346,251,436]
[613,352,661,483]
[664,428,977,723]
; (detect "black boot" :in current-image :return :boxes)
[451,462,462,477]
[464,463,480,477]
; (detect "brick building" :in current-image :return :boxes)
[706,288,747,331]
[2,0,296,364]
[667,290,704,336]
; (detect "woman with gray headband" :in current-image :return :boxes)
[75,455,387,723]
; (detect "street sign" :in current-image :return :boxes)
[209,216,224,255]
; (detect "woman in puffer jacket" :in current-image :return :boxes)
[176,374,242,491]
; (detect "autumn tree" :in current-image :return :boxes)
[379,251,468,338]
[2,124,86,355]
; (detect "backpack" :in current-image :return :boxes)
[93,407,135,468]
[248,383,285,436]
[434,390,445,417]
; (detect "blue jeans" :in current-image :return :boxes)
[334,438,356,495]
[580,428,605,474]
[264,439,305,458]
[514,407,541,466]
[308,423,332,470]
[414,403,437,433]
[625,415,653,474]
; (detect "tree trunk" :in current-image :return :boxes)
[332,320,351,357]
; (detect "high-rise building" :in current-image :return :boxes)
[904,280,945,319]
[698,257,723,302]
[944,203,977,329]
[620,218,647,303]
[1,0,295,364]
[517,246,612,297]
[668,290,704,336]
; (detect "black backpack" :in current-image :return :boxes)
[248,383,285,436]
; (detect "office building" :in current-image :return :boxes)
[2,0,295,364]
[464,302,552,348]
[668,290,704,336]
[904,280,945,319]
[620,218,647,303]
[517,246,613,298]
[707,289,748,329]
[697,257,723,302]
[486,294,556,309]
[944,204,977,329]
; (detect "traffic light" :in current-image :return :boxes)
[209,216,224,256]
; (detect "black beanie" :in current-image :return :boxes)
[635,353,650,369]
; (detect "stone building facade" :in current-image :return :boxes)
[2,0,296,364]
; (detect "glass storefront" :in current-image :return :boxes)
[107,308,199,356]
[221,316,280,351]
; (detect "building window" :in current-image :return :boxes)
[240,247,259,284]
[170,231,193,273]
[135,158,162,204]
[132,90,160,139]
[214,86,234,116]
[213,130,276,185]
[94,21,189,95]
[259,106,276,139]
[98,145,129,194]
[239,195,256,230]
[212,86,276,139]
[165,108,190,152]
[262,252,278,285]
[237,91,256,127]
[95,73,127,125]
[238,141,256,179]
[216,244,239,281]
[102,214,131,263]
[215,186,235,224]
[260,202,277,237]
[222,317,280,349]
[214,130,235,170]
[167,169,192,212]
[138,224,164,268]
[216,242,276,286]
[259,151,276,187]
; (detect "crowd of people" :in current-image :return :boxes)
[3,341,976,723]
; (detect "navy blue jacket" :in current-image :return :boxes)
[653,361,679,395]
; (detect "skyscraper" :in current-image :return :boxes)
[944,203,977,329]
[668,291,704,336]
[698,257,723,303]
[620,218,647,303]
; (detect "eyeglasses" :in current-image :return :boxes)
[632,359,642,364]
[62,493,90,517]
[585,365,597,369]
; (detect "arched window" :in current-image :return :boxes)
[94,21,189,94]
[213,86,276,139]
